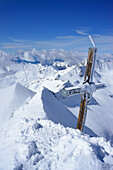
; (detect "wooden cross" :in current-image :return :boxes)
[76,47,97,131]
[61,47,105,132]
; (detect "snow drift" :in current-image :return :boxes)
[0,118,113,170]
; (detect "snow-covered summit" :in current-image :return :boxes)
[0,49,113,169]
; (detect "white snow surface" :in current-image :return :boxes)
[0,118,113,170]
[0,49,113,169]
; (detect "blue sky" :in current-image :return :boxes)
[0,0,113,53]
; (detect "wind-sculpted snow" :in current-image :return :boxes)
[0,118,113,170]
[41,87,77,128]
[0,83,35,125]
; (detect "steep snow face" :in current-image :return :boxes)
[0,83,35,125]
[41,88,77,128]
[96,59,113,72]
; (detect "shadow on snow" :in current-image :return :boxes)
[41,87,97,137]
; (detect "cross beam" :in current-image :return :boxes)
[62,83,105,97]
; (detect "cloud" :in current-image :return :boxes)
[75,30,88,35]
[12,39,25,43]
[8,37,29,43]
[92,34,100,37]
[56,36,77,39]
[1,44,34,49]
[0,34,113,53]
[74,30,100,37]
[0,38,89,51]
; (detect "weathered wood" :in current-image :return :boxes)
[76,47,96,131]
[76,97,86,130]
[84,48,94,83]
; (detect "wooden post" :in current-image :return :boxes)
[76,96,86,130]
[76,47,97,131]
[84,48,94,83]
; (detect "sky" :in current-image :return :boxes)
[0,0,113,53]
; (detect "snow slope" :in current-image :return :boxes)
[0,49,113,169]
[0,118,113,170]
[0,83,35,125]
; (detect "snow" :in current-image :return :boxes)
[0,49,113,169]
[0,83,35,125]
[41,87,77,128]
[0,118,113,170]
[13,48,87,66]
[64,82,96,94]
